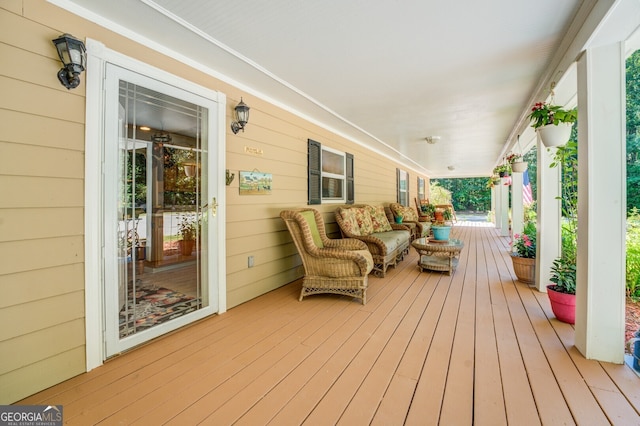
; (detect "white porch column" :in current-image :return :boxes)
[495,183,502,229]
[536,139,561,292]
[491,186,496,224]
[575,43,626,363]
[499,178,510,237]
[511,172,524,250]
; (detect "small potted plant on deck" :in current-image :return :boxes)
[510,222,536,284]
[547,256,577,324]
[528,101,577,148]
[178,213,197,255]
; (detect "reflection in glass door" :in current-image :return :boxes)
[104,64,219,356]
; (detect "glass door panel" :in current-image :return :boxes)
[104,64,218,356]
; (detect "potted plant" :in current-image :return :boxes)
[506,152,527,173]
[546,138,578,324]
[510,222,536,284]
[528,101,577,148]
[493,163,511,178]
[431,223,451,241]
[178,213,197,255]
[547,256,577,324]
[420,202,436,222]
[394,212,404,224]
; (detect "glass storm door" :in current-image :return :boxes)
[103,64,220,356]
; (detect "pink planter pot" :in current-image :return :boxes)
[547,285,576,324]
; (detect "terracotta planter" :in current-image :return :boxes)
[510,254,535,284]
[434,211,444,222]
[511,161,528,173]
[179,239,195,256]
[547,285,576,324]
[537,122,572,148]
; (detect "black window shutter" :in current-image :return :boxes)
[396,168,401,203]
[406,172,410,206]
[308,139,322,205]
[346,152,354,204]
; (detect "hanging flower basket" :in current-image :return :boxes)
[511,161,528,173]
[537,122,572,148]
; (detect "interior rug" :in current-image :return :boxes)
[119,285,200,337]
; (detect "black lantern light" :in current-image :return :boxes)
[230,97,250,134]
[52,33,87,90]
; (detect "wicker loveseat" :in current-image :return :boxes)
[335,204,411,277]
[280,208,374,304]
[388,203,431,240]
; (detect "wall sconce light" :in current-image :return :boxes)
[230,98,250,134]
[52,33,87,90]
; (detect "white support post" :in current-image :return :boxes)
[491,186,496,224]
[511,172,524,251]
[499,178,510,237]
[575,43,626,363]
[536,139,561,292]
[495,184,502,229]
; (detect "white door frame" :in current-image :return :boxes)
[84,39,226,370]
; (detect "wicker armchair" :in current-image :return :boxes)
[335,204,411,277]
[280,208,374,304]
[389,203,431,239]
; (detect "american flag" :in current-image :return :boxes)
[523,170,533,205]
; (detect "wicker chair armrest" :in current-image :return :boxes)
[348,234,386,255]
[390,223,410,231]
[313,247,371,275]
[323,238,367,251]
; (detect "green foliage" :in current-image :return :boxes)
[528,102,577,129]
[628,50,640,213]
[512,222,536,259]
[550,257,577,294]
[429,181,452,205]
[628,208,640,299]
[431,178,491,212]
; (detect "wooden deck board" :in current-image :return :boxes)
[17,223,640,425]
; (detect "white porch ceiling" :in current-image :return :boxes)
[61,0,593,177]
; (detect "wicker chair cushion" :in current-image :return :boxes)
[299,210,324,248]
[367,205,392,233]
[402,206,419,222]
[371,230,408,253]
[353,208,374,235]
[340,209,362,236]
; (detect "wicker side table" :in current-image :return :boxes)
[411,237,464,275]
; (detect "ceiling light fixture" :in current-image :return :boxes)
[51,33,86,90]
[425,136,441,144]
[230,97,250,134]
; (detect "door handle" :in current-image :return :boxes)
[210,197,218,217]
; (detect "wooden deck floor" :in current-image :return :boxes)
[21,224,640,425]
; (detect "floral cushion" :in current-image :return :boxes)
[366,205,392,232]
[402,206,419,222]
[340,209,361,236]
[353,208,374,235]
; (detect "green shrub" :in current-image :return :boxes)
[628,208,640,299]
